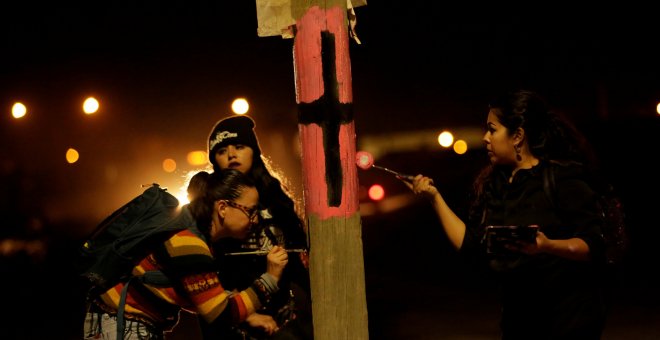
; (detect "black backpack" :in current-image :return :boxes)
[79,183,187,338]
[542,166,629,267]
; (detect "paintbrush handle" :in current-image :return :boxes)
[224,248,308,256]
[372,165,414,182]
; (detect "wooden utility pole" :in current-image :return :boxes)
[257,1,368,339]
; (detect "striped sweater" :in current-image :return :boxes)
[95,213,278,332]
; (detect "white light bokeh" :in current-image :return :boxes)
[12,102,27,119]
[83,97,99,114]
[231,98,249,115]
[438,131,454,148]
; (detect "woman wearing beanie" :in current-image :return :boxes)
[83,169,288,339]
[205,115,313,340]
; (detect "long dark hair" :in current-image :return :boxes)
[188,169,256,238]
[213,155,307,248]
[488,90,591,163]
[470,90,597,221]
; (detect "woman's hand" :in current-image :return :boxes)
[246,312,279,335]
[506,231,548,255]
[266,245,288,282]
[515,231,548,255]
[403,174,439,200]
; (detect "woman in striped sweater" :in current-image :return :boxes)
[83,169,289,339]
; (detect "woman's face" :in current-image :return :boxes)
[483,109,517,166]
[214,144,254,174]
[215,186,259,241]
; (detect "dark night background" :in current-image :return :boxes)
[1,2,659,339]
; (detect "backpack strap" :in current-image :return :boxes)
[117,277,133,340]
[115,270,173,340]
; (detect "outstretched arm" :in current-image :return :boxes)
[404,175,466,250]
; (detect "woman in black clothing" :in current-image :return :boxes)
[406,90,607,339]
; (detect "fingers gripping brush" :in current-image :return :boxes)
[355,151,415,182]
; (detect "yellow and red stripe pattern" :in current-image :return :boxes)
[96,228,276,331]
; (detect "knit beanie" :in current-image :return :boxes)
[208,115,261,166]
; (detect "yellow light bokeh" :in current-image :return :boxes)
[231,98,249,115]
[83,97,99,114]
[187,151,208,166]
[12,102,27,119]
[162,158,177,173]
[656,102,660,115]
[66,148,80,164]
[453,140,468,154]
[437,131,454,148]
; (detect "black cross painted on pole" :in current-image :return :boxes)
[298,31,354,207]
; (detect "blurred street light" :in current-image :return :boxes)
[187,151,207,166]
[12,102,27,119]
[83,97,99,115]
[66,148,80,164]
[368,184,385,201]
[453,140,468,154]
[232,98,249,115]
[438,131,454,148]
[162,158,176,173]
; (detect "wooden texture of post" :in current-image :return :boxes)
[292,1,369,339]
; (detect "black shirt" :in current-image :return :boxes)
[461,161,607,339]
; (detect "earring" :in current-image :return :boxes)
[515,144,522,161]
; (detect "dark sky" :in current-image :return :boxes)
[1,2,659,230]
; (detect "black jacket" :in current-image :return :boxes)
[461,161,607,339]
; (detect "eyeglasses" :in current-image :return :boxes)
[223,200,259,220]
